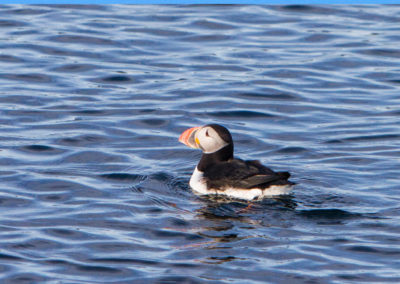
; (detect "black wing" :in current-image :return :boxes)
[203,159,292,190]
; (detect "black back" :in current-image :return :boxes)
[197,124,293,190]
[203,158,293,190]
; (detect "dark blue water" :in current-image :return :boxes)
[1,4,400,283]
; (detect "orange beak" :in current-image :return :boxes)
[179,126,200,149]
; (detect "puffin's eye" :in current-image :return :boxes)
[205,130,210,137]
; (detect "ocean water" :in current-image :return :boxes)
[0,4,400,283]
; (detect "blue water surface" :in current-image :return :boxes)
[0,4,400,283]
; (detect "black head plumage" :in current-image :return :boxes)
[205,124,233,144]
[197,124,234,172]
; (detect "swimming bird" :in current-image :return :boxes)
[179,124,294,200]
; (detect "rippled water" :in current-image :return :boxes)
[1,4,400,283]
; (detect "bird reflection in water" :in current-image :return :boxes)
[170,195,297,257]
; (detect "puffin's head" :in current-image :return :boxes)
[179,124,232,154]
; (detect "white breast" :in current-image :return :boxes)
[189,167,210,195]
[189,167,293,201]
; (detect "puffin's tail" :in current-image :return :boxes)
[277,171,290,179]
[278,171,296,185]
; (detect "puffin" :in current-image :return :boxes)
[179,124,294,200]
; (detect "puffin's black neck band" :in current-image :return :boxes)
[197,143,233,172]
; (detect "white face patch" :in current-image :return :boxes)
[195,126,229,154]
